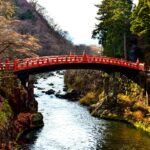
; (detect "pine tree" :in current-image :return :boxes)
[92,0,132,58]
[131,0,150,50]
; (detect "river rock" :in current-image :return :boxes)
[49,72,54,76]
[30,112,44,128]
[46,89,55,95]
[37,87,44,90]
[63,86,67,92]
[43,89,55,95]
[48,83,54,86]
[55,90,79,101]
[34,94,39,98]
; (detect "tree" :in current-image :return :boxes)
[0,0,15,19]
[92,0,132,58]
[131,0,150,37]
[0,0,41,55]
[0,17,41,54]
[130,0,150,59]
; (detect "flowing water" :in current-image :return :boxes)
[22,71,150,150]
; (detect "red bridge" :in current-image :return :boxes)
[0,55,145,75]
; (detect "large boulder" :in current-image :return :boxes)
[30,112,44,128]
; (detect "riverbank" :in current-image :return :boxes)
[21,71,150,150]
[64,70,150,135]
[0,71,44,149]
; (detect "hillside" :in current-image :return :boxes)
[16,0,75,55]
[0,0,75,61]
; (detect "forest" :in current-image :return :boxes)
[92,0,150,64]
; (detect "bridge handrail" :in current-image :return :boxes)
[0,55,145,72]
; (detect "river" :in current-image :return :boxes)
[21,71,150,150]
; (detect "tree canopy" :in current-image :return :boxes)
[131,0,150,37]
[92,0,132,58]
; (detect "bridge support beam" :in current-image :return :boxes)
[18,74,29,89]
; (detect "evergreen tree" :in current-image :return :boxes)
[131,0,150,50]
[92,0,132,58]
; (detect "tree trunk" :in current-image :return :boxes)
[124,32,127,59]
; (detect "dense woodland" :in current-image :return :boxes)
[92,0,150,64]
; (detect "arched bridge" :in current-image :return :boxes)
[0,55,145,75]
[1,54,149,104]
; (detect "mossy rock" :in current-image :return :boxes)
[30,112,44,128]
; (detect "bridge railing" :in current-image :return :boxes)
[0,55,146,72]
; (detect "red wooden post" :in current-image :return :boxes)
[74,56,76,62]
[83,54,87,62]
[0,61,3,70]
[46,58,49,64]
[5,60,10,70]
[56,57,58,63]
[13,60,18,71]
[26,61,29,68]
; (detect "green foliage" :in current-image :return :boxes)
[131,0,150,37]
[80,92,98,105]
[131,0,150,54]
[0,100,13,128]
[92,0,132,57]
[19,9,36,21]
[117,93,131,101]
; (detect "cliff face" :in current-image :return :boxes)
[0,72,43,149]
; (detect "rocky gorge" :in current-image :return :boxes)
[64,69,150,134]
[0,71,44,149]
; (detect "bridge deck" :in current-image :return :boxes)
[0,55,145,72]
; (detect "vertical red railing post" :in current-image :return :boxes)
[92,56,94,63]
[83,54,87,62]
[74,56,76,62]
[0,61,4,70]
[37,59,40,66]
[56,57,58,63]
[26,61,29,68]
[13,60,18,71]
[5,60,10,70]
[46,58,49,64]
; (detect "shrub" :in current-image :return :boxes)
[80,92,97,105]
[0,100,13,128]
[132,111,143,121]
[117,93,131,101]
